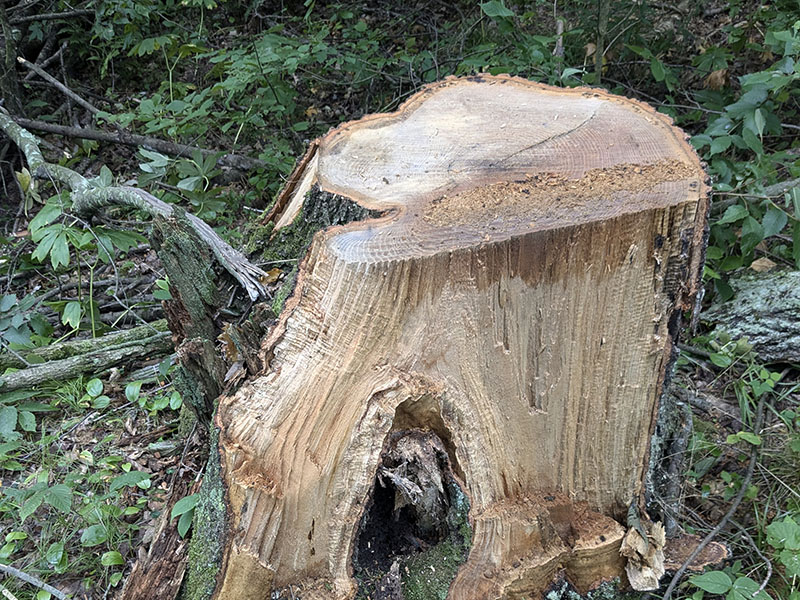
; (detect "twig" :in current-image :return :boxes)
[661,396,766,600]
[0,563,69,600]
[11,116,266,171]
[729,519,772,594]
[9,9,94,24]
[17,56,100,115]
[25,43,65,78]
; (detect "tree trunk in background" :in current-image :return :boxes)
[0,5,23,116]
[208,75,709,599]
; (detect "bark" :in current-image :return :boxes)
[0,4,23,115]
[0,331,172,391]
[704,269,800,363]
[207,75,709,599]
[13,116,268,172]
[0,319,167,370]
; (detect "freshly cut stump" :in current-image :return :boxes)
[215,75,708,599]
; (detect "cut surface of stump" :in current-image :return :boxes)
[214,75,708,599]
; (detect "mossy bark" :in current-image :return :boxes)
[183,424,228,600]
[705,269,800,363]
[0,320,168,370]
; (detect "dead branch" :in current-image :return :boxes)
[0,563,68,600]
[0,331,173,391]
[0,111,268,300]
[13,116,267,172]
[0,319,168,370]
[18,56,99,114]
[9,9,94,24]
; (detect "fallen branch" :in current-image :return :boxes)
[0,111,268,300]
[13,117,266,171]
[0,562,69,600]
[0,331,173,391]
[9,9,94,24]
[0,319,168,370]
[17,56,99,115]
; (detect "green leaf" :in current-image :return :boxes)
[0,405,18,438]
[767,516,800,550]
[101,550,124,566]
[740,216,764,255]
[19,490,45,523]
[46,542,65,565]
[29,202,62,233]
[0,541,16,559]
[5,531,27,542]
[738,431,761,445]
[741,127,763,154]
[92,395,111,409]
[81,524,108,547]
[169,390,182,410]
[109,470,150,492]
[86,378,104,398]
[99,165,114,186]
[690,570,732,594]
[709,135,732,155]
[0,294,17,312]
[650,58,666,82]
[171,493,200,519]
[780,548,800,577]
[717,204,748,224]
[110,572,123,586]
[31,227,58,263]
[728,576,770,600]
[480,0,514,18]
[762,206,788,237]
[44,484,73,512]
[753,108,766,137]
[50,231,70,269]
[177,508,194,537]
[4,325,32,347]
[125,381,143,404]
[794,221,800,268]
[62,301,81,329]
[177,176,202,191]
[710,353,732,368]
[159,356,172,377]
[37,591,52,600]
[17,410,35,432]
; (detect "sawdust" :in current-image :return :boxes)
[423,160,698,228]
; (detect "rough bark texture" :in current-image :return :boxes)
[210,75,709,599]
[705,269,800,363]
[0,320,168,370]
[0,331,172,391]
[0,5,23,115]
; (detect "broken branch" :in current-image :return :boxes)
[0,559,69,600]
[0,111,268,300]
[13,116,267,171]
[18,56,100,115]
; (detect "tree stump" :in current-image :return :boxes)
[213,75,708,599]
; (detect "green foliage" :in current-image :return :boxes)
[171,492,200,537]
[688,519,800,600]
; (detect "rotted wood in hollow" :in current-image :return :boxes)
[213,75,709,599]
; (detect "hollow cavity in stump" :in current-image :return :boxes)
[354,430,471,600]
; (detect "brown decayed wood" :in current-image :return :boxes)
[215,75,708,599]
